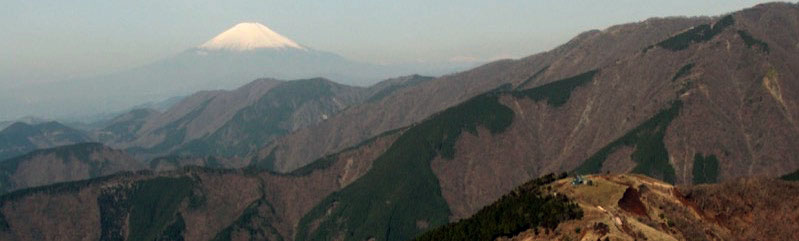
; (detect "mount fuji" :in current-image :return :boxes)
[2,22,475,120]
[199,22,305,51]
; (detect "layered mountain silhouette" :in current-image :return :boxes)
[0,74,436,193]
[1,2,799,241]
[0,121,91,161]
[95,74,432,162]
[0,143,144,194]
[2,22,472,119]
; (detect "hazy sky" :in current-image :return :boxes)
[0,0,772,87]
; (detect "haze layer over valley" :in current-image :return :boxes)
[0,22,475,120]
[2,1,799,241]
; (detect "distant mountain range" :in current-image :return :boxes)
[0,143,144,194]
[98,74,431,162]
[0,73,433,168]
[254,12,711,172]
[1,2,799,241]
[0,121,91,161]
[0,116,49,131]
[0,22,475,120]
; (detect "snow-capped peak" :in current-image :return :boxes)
[199,22,304,51]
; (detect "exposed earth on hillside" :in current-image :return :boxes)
[418,174,799,241]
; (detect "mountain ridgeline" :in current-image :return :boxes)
[254,12,714,173]
[413,173,584,241]
[0,143,144,194]
[294,68,599,241]
[0,74,434,193]
[416,174,799,241]
[160,78,360,157]
[109,75,432,163]
[1,22,473,119]
[0,121,91,161]
[1,2,799,241]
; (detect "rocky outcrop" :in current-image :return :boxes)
[495,174,799,241]
[2,3,799,241]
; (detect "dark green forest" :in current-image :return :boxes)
[413,173,583,241]
[574,101,682,184]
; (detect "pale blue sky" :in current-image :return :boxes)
[0,0,773,87]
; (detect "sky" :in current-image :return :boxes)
[0,0,774,88]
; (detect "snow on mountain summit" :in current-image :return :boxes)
[199,22,304,51]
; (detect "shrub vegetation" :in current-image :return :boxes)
[513,70,597,107]
[655,15,734,51]
[780,169,799,181]
[692,153,720,184]
[736,30,770,53]
[672,63,695,81]
[296,70,597,241]
[413,173,582,241]
[575,101,682,183]
[127,177,194,241]
[295,93,514,241]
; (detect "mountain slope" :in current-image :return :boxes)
[105,75,429,162]
[0,122,12,131]
[414,173,583,241]
[3,22,470,119]
[419,174,799,241]
[0,121,91,161]
[257,15,711,173]
[94,108,160,144]
[199,22,305,51]
[1,3,798,241]
[0,143,144,194]
[103,78,284,159]
[296,4,799,239]
[174,78,364,158]
[0,128,402,241]
[425,3,799,219]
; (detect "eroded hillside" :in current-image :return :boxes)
[445,174,799,241]
[257,16,710,172]
[1,2,798,241]
[0,130,401,241]
[0,143,145,194]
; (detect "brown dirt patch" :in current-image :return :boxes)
[618,186,648,217]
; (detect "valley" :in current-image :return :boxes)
[1,2,798,241]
